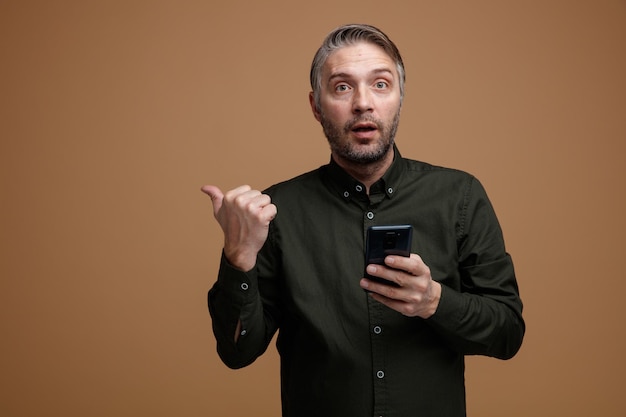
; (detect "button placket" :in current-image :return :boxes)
[368,297,387,415]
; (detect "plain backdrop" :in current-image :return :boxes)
[1,1,625,416]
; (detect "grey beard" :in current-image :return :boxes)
[321,112,400,165]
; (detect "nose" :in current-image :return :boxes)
[352,87,373,114]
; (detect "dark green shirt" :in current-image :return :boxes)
[208,147,524,417]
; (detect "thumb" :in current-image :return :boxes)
[200,185,224,215]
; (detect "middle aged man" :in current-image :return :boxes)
[202,23,524,417]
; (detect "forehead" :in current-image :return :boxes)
[322,41,397,80]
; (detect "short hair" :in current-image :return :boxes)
[310,23,406,111]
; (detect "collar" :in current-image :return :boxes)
[325,144,406,202]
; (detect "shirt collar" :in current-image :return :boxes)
[325,144,405,202]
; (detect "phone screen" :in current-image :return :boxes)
[365,225,413,285]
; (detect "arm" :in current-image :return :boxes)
[360,177,524,359]
[202,185,279,367]
[427,252,524,359]
[208,252,281,369]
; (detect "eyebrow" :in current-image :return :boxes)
[327,68,395,83]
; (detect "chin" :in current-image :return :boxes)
[344,141,392,165]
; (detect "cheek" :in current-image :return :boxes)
[321,95,351,112]
[381,102,401,120]
[322,103,349,122]
[324,101,346,113]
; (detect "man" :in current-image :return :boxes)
[202,24,524,417]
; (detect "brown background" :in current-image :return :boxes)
[1,1,625,416]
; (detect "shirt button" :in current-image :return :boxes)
[240,329,247,336]
[343,191,350,198]
[373,326,382,334]
[376,370,385,379]
[366,211,374,220]
[241,283,249,291]
[355,184,363,192]
[387,187,394,194]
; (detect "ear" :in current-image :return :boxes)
[309,91,322,122]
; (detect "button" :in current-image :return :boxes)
[240,329,247,336]
[387,187,394,194]
[373,326,382,334]
[355,184,363,192]
[376,370,385,379]
[241,283,249,291]
[343,191,350,198]
[366,211,374,220]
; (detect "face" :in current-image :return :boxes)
[310,42,402,166]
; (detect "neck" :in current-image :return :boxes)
[333,147,395,194]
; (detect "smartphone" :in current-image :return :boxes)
[365,225,413,286]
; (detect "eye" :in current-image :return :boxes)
[374,81,389,89]
[335,84,350,93]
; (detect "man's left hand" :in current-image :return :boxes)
[359,253,441,319]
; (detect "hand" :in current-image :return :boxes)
[201,184,277,271]
[359,254,441,319]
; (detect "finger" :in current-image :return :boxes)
[227,184,253,197]
[249,194,277,223]
[365,264,402,286]
[385,253,428,277]
[261,202,278,222]
[200,185,224,214]
[268,203,277,220]
[226,185,258,208]
[234,189,270,209]
[360,277,403,300]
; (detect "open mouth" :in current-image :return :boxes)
[350,122,378,133]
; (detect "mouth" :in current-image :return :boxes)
[350,122,378,132]
[349,121,379,139]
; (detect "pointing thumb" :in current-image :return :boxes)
[200,185,224,215]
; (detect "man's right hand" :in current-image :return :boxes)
[201,185,277,272]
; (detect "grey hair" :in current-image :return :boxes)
[310,23,406,111]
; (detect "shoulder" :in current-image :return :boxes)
[264,166,326,197]
[396,157,495,208]
[401,157,477,184]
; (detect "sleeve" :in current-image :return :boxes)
[426,176,525,359]
[207,249,281,369]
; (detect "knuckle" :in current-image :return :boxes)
[399,303,415,316]
[384,285,398,299]
[225,191,242,205]
[408,293,422,306]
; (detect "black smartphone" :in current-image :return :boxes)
[364,225,413,286]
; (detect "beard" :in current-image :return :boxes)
[320,110,401,165]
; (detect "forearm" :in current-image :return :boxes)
[428,177,525,359]
[208,254,277,369]
[427,283,525,359]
